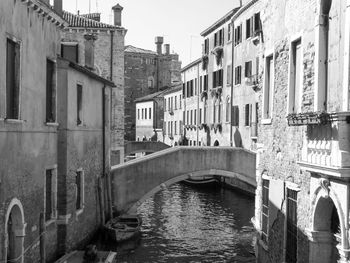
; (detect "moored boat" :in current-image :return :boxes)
[54,249,117,263]
[104,214,142,242]
[182,175,219,187]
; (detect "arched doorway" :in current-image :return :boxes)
[214,140,219,146]
[311,196,341,263]
[5,199,25,263]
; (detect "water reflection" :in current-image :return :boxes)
[97,183,255,262]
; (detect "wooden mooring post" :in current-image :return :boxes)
[39,213,46,263]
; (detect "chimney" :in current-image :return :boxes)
[112,3,123,26]
[54,0,62,16]
[164,44,170,55]
[155,36,164,55]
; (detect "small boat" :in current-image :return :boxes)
[183,175,219,187]
[104,214,142,242]
[55,249,117,263]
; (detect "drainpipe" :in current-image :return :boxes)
[230,18,235,146]
[197,62,200,144]
[110,31,114,81]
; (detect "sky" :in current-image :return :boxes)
[62,0,241,67]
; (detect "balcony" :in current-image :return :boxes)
[297,112,350,178]
[245,75,259,91]
[287,111,333,126]
[210,87,222,99]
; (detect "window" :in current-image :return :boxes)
[148,77,154,89]
[195,79,197,96]
[204,103,207,123]
[164,98,167,111]
[168,122,171,135]
[164,121,166,135]
[226,97,231,122]
[190,80,194,97]
[234,66,242,85]
[46,59,56,123]
[171,97,173,111]
[174,121,177,135]
[218,103,221,123]
[246,17,254,39]
[213,104,216,123]
[174,96,177,109]
[227,65,232,85]
[204,75,208,91]
[204,38,209,55]
[84,35,95,69]
[61,42,78,63]
[232,105,239,126]
[245,61,252,78]
[288,39,302,114]
[76,169,84,211]
[261,179,270,243]
[199,108,202,124]
[214,28,224,47]
[45,169,57,221]
[190,110,193,125]
[194,109,197,125]
[145,108,147,120]
[194,141,196,146]
[228,24,232,41]
[179,95,182,109]
[234,24,242,46]
[171,121,173,135]
[200,76,203,93]
[77,84,83,125]
[179,120,183,135]
[149,107,151,119]
[6,38,20,119]
[182,83,186,97]
[213,69,223,88]
[254,13,261,35]
[286,189,298,263]
[263,54,274,119]
[137,109,140,120]
[168,98,171,111]
[187,111,189,125]
[245,104,252,126]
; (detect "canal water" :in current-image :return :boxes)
[96,183,255,262]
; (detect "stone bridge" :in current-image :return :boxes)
[124,141,170,156]
[111,146,256,214]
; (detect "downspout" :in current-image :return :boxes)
[110,31,114,81]
[197,62,200,144]
[230,18,235,146]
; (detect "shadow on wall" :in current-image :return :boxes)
[234,128,243,148]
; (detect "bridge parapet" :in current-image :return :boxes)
[124,141,170,156]
[111,146,256,214]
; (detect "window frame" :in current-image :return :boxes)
[46,58,57,124]
[262,50,274,124]
[261,178,270,244]
[76,83,83,126]
[44,166,57,225]
[75,168,85,214]
[6,36,22,120]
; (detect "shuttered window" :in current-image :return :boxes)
[286,189,298,263]
[6,38,20,119]
[261,179,270,243]
[232,105,239,126]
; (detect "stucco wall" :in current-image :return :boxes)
[0,1,62,261]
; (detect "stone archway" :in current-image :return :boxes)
[214,140,220,146]
[308,183,346,263]
[4,199,25,263]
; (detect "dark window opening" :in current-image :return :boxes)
[46,59,55,123]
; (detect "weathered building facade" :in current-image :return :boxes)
[0,0,65,262]
[61,5,127,165]
[252,0,350,262]
[135,91,166,142]
[163,85,183,146]
[124,38,181,142]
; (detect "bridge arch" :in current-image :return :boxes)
[127,169,256,213]
[111,147,256,214]
[124,141,170,156]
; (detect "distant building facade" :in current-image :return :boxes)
[135,91,165,142]
[124,37,181,142]
[163,85,183,146]
[61,4,127,165]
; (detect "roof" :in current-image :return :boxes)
[162,84,183,96]
[232,0,259,21]
[58,57,116,87]
[201,7,239,37]
[135,90,167,103]
[112,4,123,11]
[124,45,157,55]
[80,13,101,22]
[181,58,202,72]
[63,11,122,29]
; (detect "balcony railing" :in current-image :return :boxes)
[298,112,350,177]
[245,75,259,90]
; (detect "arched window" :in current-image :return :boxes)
[148,76,154,89]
